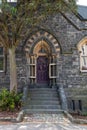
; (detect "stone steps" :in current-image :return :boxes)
[29,88,57,91]
[29,90,57,94]
[28,96,59,100]
[24,109,63,114]
[23,86,61,113]
[24,105,61,109]
[25,100,60,105]
[29,93,58,97]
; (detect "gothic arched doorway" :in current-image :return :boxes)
[25,39,59,87]
[25,33,60,86]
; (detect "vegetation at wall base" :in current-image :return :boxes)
[0,88,22,112]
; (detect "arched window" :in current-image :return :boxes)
[78,38,87,72]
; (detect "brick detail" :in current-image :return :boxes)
[25,31,60,53]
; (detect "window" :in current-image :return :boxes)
[29,56,36,84]
[80,43,87,72]
[72,100,75,111]
[78,38,87,72]
[0,47,4,71]
[49,55,56,85]
[0,0,17,3]
[78,100,82,111]
[49,55,56,78]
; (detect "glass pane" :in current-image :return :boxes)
[30,66,32,76]
[30,65,35,76]
[30,56,35,64]
[33,66,35,76]
[30,57,32,64]
[51,66,53,76]
[53,65,56,76]
[50,65,56,76]
[32,57,35,64]
[81,56,87,70]
[81,44,87,55]
[0,47,3,55]
[0,57,3,70]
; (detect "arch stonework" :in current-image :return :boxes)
[77,37,87,51]
[24,31,60,54]
[24,31,61,86]
[33,40,51,55]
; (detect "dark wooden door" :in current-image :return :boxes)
[37,56,49,84]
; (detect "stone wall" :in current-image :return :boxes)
[65,87,87,112]
[0,12,87,112]
[0,55,10,90]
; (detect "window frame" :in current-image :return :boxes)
[78,38,87,73]
[0,46,5,72]
[49,63,56,78]
[80,44,87,72]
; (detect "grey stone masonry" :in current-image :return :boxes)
[58,85,68,111]
[0,9,87,112]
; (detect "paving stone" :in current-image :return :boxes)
[23,113,71,123]
[0,120,87,130]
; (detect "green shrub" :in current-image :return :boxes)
[0,88,22,111]
[81,112,87,116]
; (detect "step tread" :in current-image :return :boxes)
[24,105,61,109]
[28,97,59,100]
[29,88,57,91]
[23,109,63,114]
[29,92,58,96]
[29,91,58,94]
[25,100,60,104]
[24,104,61,106]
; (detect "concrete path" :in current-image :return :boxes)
[0,113,87,130]
[0,122,87,130]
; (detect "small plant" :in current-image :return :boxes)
[0,88,22,111]
[82,112,87,116]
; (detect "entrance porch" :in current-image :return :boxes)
[26,40,57,87]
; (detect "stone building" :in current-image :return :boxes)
[0,2,87,113]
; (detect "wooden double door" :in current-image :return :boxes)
[36,56,49,84]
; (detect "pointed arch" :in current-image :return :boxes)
[33,40,51,55]
[24,31,61,54]
[77,37,87,51]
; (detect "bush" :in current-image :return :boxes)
[0,88,22,111]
